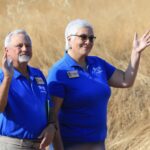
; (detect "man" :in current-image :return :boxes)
[0,29,56,150]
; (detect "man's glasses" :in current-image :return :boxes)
[71,34,96,43]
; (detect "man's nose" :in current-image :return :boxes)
[22,45,29,51]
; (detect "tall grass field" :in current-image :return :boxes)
[0,0,150,149]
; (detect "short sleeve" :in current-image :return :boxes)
[103,60,116,80]
[0,69,4,85]
[47,67,65,99]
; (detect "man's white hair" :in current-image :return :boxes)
[65,19,93,51]
[4,29,32,47]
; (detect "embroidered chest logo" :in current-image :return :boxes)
[38,85,47,93]
[92,66,103,75]
[35,77,46,93]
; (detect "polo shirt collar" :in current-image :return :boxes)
[64,52,95,67]
[13,65,38,80]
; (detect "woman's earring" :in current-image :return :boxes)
[69,45,72,49]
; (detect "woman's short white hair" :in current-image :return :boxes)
[65,19,93,51]
[4,29,32,48]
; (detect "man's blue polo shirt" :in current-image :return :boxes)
[0,66,49,139]
[47,53,116,143]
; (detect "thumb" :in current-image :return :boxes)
[39,137,47,149]
[134,32,138,42]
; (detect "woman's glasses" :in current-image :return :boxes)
[71,34,96,42]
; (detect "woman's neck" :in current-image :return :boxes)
[68,50,87,69]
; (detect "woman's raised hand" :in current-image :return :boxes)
[133,30,150,53]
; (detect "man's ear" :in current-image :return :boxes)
[5,47,9,53]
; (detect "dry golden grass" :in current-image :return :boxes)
[0,0,150,149]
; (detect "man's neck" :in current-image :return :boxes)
[14,63,29,79]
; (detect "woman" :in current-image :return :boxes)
[47,19,150,150]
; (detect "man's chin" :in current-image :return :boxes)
[18,56,31,63]
[19,60,29,63]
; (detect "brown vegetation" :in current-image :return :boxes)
[0,0,150,149]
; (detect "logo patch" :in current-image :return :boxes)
[67,70,79,78]
[35,77,45,84]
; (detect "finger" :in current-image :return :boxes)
[39,137,47,149]
[146,41,150,46]
[142,30,150,39]
[133,32,138,46]
[7,58,12,63]
[2,52,7,60]
[134,32,138,40]
[145,34,150,41]
[2,53,7,66]
[7,58,13,68]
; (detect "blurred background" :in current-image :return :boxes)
[0,0,150,149]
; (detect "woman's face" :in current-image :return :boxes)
[69,27,95,57]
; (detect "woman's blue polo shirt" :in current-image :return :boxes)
[0,66,49,139]
[47,53,116,143]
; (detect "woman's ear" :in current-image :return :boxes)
[67,36,71,42]
[67,36,72,49]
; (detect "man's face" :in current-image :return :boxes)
[6,33,32,66]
